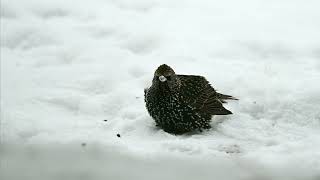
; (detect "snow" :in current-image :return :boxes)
[1,0,320,179]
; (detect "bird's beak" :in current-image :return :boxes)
[159,75,167,82]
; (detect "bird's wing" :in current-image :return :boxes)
[178,75,232,115]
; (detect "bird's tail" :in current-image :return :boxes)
[217,93,238,103]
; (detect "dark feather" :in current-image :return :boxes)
[217,93,239,102]
[178,75,235,115]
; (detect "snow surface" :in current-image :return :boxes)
[1,0,320,179]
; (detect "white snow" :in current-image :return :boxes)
[1,0,320,179]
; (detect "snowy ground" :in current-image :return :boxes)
[1,0,320,179]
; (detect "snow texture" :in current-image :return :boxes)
[1,0,320,179]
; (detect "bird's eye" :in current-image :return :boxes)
[159,75,167,82]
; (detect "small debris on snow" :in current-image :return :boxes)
[219,144,241,154]
[117,134,121,138]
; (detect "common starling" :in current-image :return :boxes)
[144,64,238,134]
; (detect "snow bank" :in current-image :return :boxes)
[1,0,320,179]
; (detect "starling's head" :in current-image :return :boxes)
[153,64,180,92]
[154,64,175,82]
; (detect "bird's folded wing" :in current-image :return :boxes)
[178,75,232,115]
[191,85,232,115]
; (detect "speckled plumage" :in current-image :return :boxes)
[144,64,237,134]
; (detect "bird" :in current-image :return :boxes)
[144,64,238,134]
